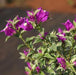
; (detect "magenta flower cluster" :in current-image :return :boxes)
[62,20,74,31]
[24,50,29,56]
[25,62,40,74]
[57,57,66,69]
[57,19,76,42]
[27,8,49,24]
[27,62,32,70]
[0,8,49,36]
[36,8,49,24]
[36,66,40,73]
[73,61,76,67]
[0,19,16,36]
[57,28,66,42]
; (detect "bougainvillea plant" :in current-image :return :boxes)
[1,8,76,75]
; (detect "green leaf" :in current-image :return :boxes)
[32,22,36,28]
[48,59,55,64]
[33,38,42,44]
[5,36,11,42]
[63,30,70,33]
[39,58,46,67]
[57,42,62,47]
[40,28,44,35]
[19,52,25,59]
[20,30,26,34]
[34,9,40,15]
[17,44,25,50]
[44,53,53,59]
[73,46,76,49]
[14,20,19,24]
[34,59,38,65]
[47,66,56,75]
[65,40,72,46]
[27,12,33,16]
[32,64,36,70]
[51,43,57,51]
[25,67,30,71]
[66,61,76,73]
[7,20,13,24]
[51,63,55,69]
[40,71,45,75]
[69,72,74,75]
[30,21,36,28]
[29,41,33,49]
[70,55,76,63]
[65,36,72,39]
[56,66,64,71]
[26,36,35,42]
[25,67,31,74]
[50,31,57,38]
[32,54,41,59]
[57,33,64,37]
[13,15,18,21]
[27,51,34,57]
[73,20,76,27]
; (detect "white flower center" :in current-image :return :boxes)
[24,23,27,26]
[44,10,46,12]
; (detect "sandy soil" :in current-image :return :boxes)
[26,0,76,14]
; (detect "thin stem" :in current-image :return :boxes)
[19,34,35,61]
[19,34,32,51]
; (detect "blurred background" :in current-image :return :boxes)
[0,0,76,13]
[0,0,76,75]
